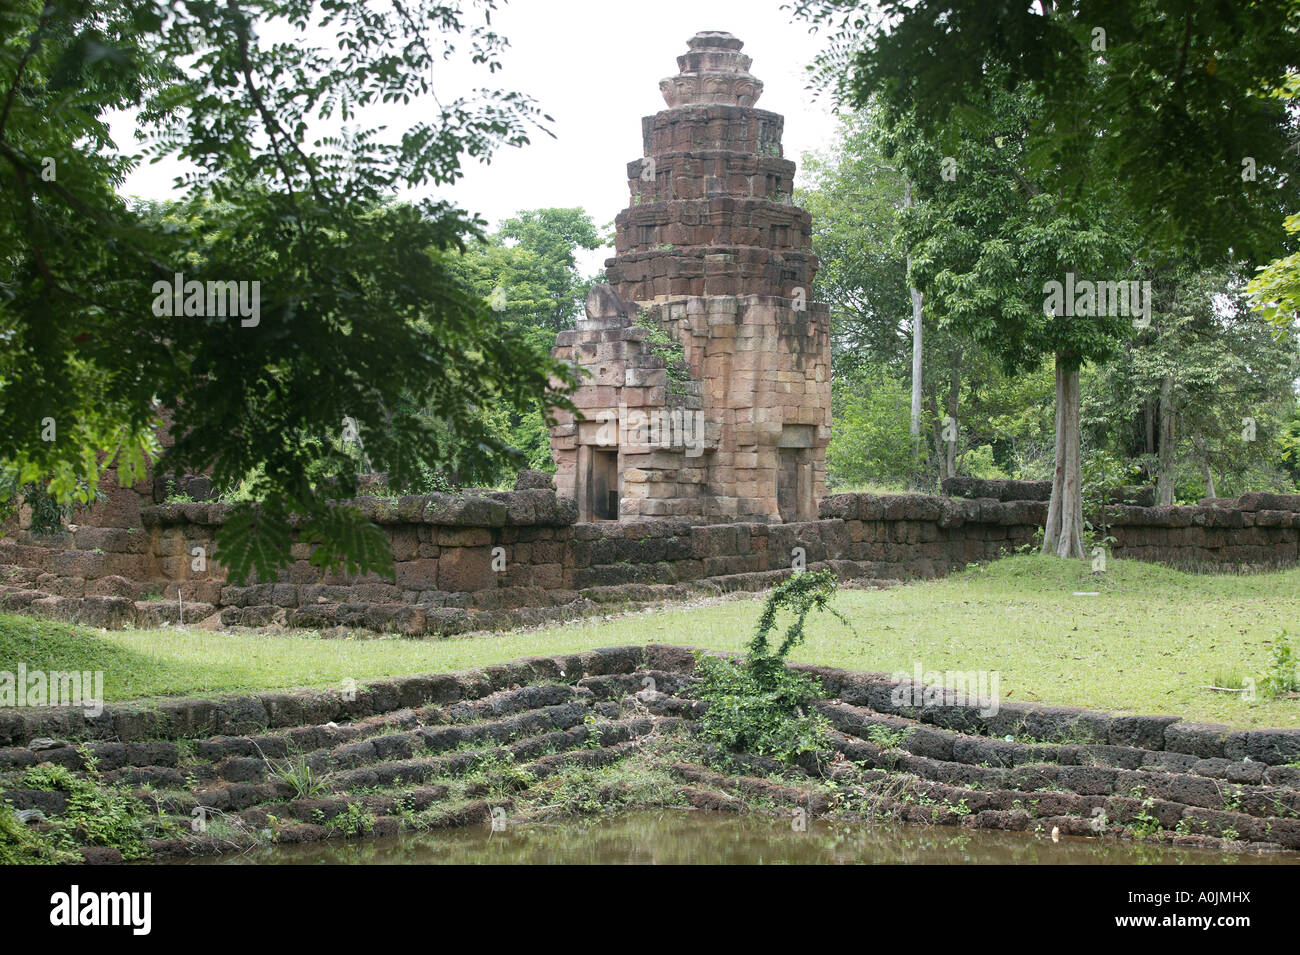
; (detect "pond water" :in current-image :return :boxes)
[171,811,1290,865]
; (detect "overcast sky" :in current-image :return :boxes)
[116,0,842,274]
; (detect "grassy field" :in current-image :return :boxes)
[1,554,1297,727]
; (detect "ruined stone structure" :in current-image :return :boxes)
[4,35,1299,646]
[550,31,831,524]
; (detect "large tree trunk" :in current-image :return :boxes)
[906,183,924,444]
[909,274,923,439]
[1156,375,1176,505]
[1042,356,1084,559]
[944,354,960,479]
[1194,434,1215,498]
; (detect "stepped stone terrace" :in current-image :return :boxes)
[4,645,1300,862]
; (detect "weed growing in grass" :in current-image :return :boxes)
[1262,630,1299,699]
[264,752,330,800]
[1208,667,1248,693]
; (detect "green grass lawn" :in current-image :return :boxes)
[1,554,1297,728]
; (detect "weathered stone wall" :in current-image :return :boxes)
[1099,492,1300,566]
[2,489,1297,636]
[937,478,1300,567]
[2,490,580,635]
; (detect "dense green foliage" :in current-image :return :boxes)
[1085,266,1300,499]
[0,0,574,583]
[798,110,911,377]
[800,92,1299,502]
[796,0,1298,264]
[1249,211,1300,331]
[0,797,75,864]
[794,0,1300,555]
[826,365,924,488]
[454,207,604,336]
[444,207,605,483]
[22,759,161,859]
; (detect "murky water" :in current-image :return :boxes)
[171,811,1291,865]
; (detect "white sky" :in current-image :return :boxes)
[116,0,841,275]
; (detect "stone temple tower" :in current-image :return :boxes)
[550,31,831,523]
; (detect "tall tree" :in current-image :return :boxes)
[798,110,912,377]
[0,0,574,583]
[905,181,924,444]
[890,82,1132,554]
[493,208,604,333]
[1088,265,1300,501]
[795,0,1299,556]
[800,107,1019,488]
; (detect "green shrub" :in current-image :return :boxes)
[693,570,849,762]
[23,763,156,860]
[692,656,830,761]
[319,802,375,837]
[961,444,1009,480]
[826,367,924,489]
[0,800,77,865]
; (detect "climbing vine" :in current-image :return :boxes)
[693,570,852,762]
[634,315,693,395]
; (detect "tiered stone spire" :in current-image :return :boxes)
[550,32,831,524]
[659,30,763,107]
[604,30,818,302]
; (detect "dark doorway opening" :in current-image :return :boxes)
[777,448,799,523]
[591,449,619,521]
